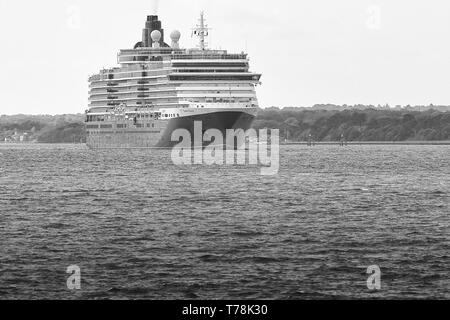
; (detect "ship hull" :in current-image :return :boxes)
[86,110,255,149]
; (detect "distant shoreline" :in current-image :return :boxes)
[282,141,450,146]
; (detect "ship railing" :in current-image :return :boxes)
[171,54,247,60]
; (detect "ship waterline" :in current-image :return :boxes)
[85,12,261,149]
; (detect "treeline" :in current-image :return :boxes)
[253,108,450,141]
[37,122,85,143]
[0,114,85,143]
[1,108,450,143]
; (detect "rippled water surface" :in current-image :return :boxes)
[0,144,449,299]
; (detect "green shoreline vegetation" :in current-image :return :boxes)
[1,106,450,144]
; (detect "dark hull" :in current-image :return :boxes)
[156,111,255,148]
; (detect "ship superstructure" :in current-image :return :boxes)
[85,12,261,149]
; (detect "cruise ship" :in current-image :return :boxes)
[85,12,262,149]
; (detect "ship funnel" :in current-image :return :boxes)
[142,15,166,47]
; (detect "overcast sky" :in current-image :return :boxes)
[1,0,450,115]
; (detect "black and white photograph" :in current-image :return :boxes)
[0,0,449,311]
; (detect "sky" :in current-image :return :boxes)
[1,0,450,115]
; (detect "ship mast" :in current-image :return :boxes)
[199,12,206,50]
[192,11,209,50]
